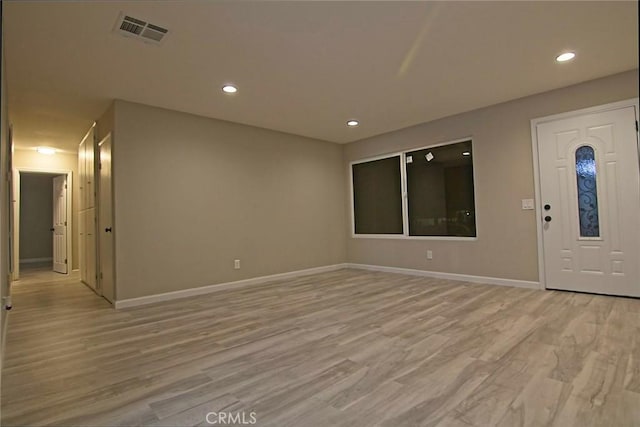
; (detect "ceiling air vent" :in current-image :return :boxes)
[114,13,169,45]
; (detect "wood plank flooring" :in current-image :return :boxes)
[1,268,639,426]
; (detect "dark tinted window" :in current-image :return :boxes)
[405,141,476,237]
[352,156,403,234]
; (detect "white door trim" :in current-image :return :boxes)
[12,167,73,280]
[531,98,640,290]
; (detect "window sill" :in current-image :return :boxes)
[351,234,478,242]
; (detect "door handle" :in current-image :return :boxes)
[544,216,552,223]
[50,228,55,232]
[105,227,112,233]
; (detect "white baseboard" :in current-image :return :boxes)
[115,263,349,309]
[115,262,540,309]
[19,257,53,264]
[346,263,541,290]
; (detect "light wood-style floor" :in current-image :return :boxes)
[2,268,639,426]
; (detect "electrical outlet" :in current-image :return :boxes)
[234,259,241,270]
[427,250,433,260]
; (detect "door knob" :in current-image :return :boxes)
[105,227,112,233]
[544,216,552,222]
[544,204,551,211]
[50,228,54,232]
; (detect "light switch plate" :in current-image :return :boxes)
[521,199,535,210]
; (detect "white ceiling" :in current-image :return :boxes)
[3,1,638,152]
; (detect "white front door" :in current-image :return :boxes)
[52,175,68,274]
[537,105,640,297]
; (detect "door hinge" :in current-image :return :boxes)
[100,272,103,280]
[64,259,68,264]
[65,184,67,189]
[99,163,102,170]
[636,120,638,132]
[64,221,67,226]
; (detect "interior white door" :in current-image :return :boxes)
[537,106,639,297]
[52,175,68,274]
[99,135,115,303]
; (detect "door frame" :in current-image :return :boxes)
[530,98,639,290]
[12,167,73,280]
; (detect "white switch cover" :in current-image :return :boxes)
[234,259,241,269]
[427,250,433,260]
[521,199,535,210]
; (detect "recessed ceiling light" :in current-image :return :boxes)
[556,52,575,62]
[346,120,359,127]
[36,147,56,155]
[462,151,471,156]
[222,84,238,94]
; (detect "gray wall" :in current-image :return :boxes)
[1,24,9,366]
[344,70,639,282]
[112,100,347,299]
[19,173,54,261]
[95,69,638,301]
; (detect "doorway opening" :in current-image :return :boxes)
[13,168,73,281]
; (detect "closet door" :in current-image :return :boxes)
[79,210,86,284]
[78,140,85,211]
[86,210,96,290]
[78,140,86,282]
[86,140,95,209]
[78,130,98,290]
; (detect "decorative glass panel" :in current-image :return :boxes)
[575,146,600,237]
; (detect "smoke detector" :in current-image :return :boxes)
[114,12,169,45]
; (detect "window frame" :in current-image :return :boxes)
[350,136,479,241]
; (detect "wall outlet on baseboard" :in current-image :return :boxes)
[234,259,241,270]
[427,250,433,260]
